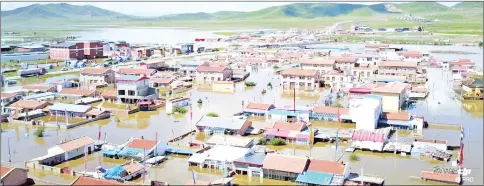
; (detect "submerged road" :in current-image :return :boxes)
[6,51,231,80]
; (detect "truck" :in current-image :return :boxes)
[17,68,47,77]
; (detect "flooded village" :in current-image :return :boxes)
[1,28,483,186]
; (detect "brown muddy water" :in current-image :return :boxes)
[1,57,483,185]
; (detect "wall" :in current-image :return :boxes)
[373,93,400,112]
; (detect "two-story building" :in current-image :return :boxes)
[116,75,158,104]
[80,67,115,89]
[195,66,232,84]
[397,51,424,62]
[377,61,418,81]
[299,59,335,76]
[331,57,357,74]
[179,61,207,77]
[280,68,320,91]
[321,71,353,91]
[82,40,104,59]
[49,42,85,60]
[351,66,374,82]
[370,82,409,112]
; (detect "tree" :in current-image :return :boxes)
[269,138,287,146]
[173,106,187,114]
[206,112,219,117]
[245,81,256,86]
[197,98,203,105]
[267,82,272,87]
[349,153,360,163]
[34,127,45,137]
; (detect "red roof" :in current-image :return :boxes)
[150,78,173,84]
[421,171,460,184]
[127,139,157,150]
[262,154,308,173]
[265,129,290,138]
[272,121,306,131]
[312,106,349,115]
[349,88,371,94]
[1,166,13,177]
[307,159,345,175]
[196,66,228,73]
[58,136,95,152]
[351,130,386,143]
[246,102,273,110]
[381,112,410,121]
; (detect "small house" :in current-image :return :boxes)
[264,121,311,145]
[268,105,312,123]
[0,92,23,107]
[115,138,168,160]
[47,136,95,162]
[311,106,350,122]
[104,160,146,181]
[49,103,93,118]
[1,166,29,186]
[233,153,266,178]
[350,129,388,151]
[58,88,96,98]
[243,102,275,118]
[262,154,309,182]
[205,135,255,148]
[195,116,252,135]
[23,85,56,93]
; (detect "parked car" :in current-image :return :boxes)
[61,67,68,71]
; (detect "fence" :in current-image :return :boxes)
[24,161,62,174]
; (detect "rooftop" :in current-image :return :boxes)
[262,153,308,173]
[312,106,349,115]
[80,67,112,75]
[49,103,92,113]
[299,59,335,65]
[195,66,228,73]
[205,145,250,162]
[196,117,249,130]
[58,136,95,152]
[371,82,409,94]
[280,68,318,77]
[271,121,307,132]
[296,171,333,185]
[9,100,48,110]
[59,88,95,97]
[118,68,156,76]
[245,102,274,110]
[330,57,357,63]
[307,159,345,175]
[205,135,254,148]
[126,138,158,150]
[379,61,418,68]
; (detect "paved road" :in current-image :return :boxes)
[7,51,231,80]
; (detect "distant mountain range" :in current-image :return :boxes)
[0,2,480,23]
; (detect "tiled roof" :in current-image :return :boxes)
[381,112,410,121]
[351,130,385,143]
[58,136,95,152]
[262,154,308,173]
[23,85,55,92]
[118,68,156,76]
[371,82,409,94]
[150,78,173,84]
[307,159,345,175]
[280,68,318,77]
[1,166,13,177]
[127,139,157,150]
[9,100,48,110]
[195,66,228,73]
[379,61,418,68]
[59,88,95,96]
[421,171,460,184]
[0,92,18,99]
[246,102,273,110]
[272,121,306,131]
[81,68,112,75]
[312,106,349,115]
[299,59,335,65]
[101,90,117,98]
[71,176,126,185]
[122,161,144,174]
[331,57,357,63]
[86,108,109,116]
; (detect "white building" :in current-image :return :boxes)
[350,94,383,130]
[188,145,251,170]
[47,136,95,161]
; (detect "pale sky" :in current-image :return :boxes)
[1,2,461,17]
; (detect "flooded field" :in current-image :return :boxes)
[1,43,483,185]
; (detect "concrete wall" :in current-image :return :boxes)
[373,93,400,112]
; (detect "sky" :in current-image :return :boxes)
[1,2,461,17]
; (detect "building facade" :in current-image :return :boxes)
[80,68,115,89]
[195,66,232,84]
[280,68,320,90]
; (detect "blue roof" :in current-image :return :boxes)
[49,103,91,113]
[51,42,76,47]
[117,75,143,81]
[234,153,266,165]
[296,171,334,185]
[365,94,382,100]
[104,165,125,180]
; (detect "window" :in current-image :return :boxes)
[128,90,135,96]
[118,90,125,95]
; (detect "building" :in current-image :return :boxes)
[296,159,350,186]
[233,153,266,178]
[370,82,409,112]
[23,92,56,101]
[118,68,157,77]
[195,116,252,135]
[80,68,115,89]
[47,136,95,161]
[205,134,255,148]
[212,81,235,93]
[116,75,158,104]
[49,42,85,60]
[0,92,23,107]
[16,45,45,52]
[349,94,383,130]
[264,121,311,145]
[23,85,56,93]
[311,106,350,122]
[262,154,308,182]
[165,97,189,113]
[462,78,483,100]
[280,68,320,90]
[377,61,418,81]
[149,78,173,88]
[299,59,335,76]
[82,40,104,59]
[351,129,389,151]
[58,88,97,98]
[243,102,275,118]
[397,51,424,62]
[179,61,206,77]
[49,103,93,118]
[307,159,351,178]
[195,66,232,84]
[115,138,168,160]
[321,71,352,91]
[1,166,29,186]
[351,66,374,82]
[372,75,407,83]
[331,57,357,74]
[6,100,49,114]
[103,160,146,181]
[268,105,312,123]
[70,176,127,185]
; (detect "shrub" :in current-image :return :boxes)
[173,106,187,114]
[272,65,279,69]
[197,98,203,104]
[267,82,272,87]
[245,81,256,86]
[206,112,219,117]
[257,138,268,145]
[34,127,45,137]
[269,138,286,146]
[349,153,360,163]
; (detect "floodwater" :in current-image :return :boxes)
[1,43,483,185]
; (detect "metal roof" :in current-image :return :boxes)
[49,103,91,113]
[233,153,266,166]
[296,171,334,185]
[195,116,247,130]
[51,42,76,47]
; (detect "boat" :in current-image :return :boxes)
[137,100,165,111]
[144,156,166,166]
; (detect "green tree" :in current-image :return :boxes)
[206,112,219,117]
[173,106,188,114]
[34,127,45,137]
[269,138,287,146]
[245,81,256,86]
[349,153,360,163]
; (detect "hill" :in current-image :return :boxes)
[1,3,130,22]
[452,2,484,9]
[393,2,451,14]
